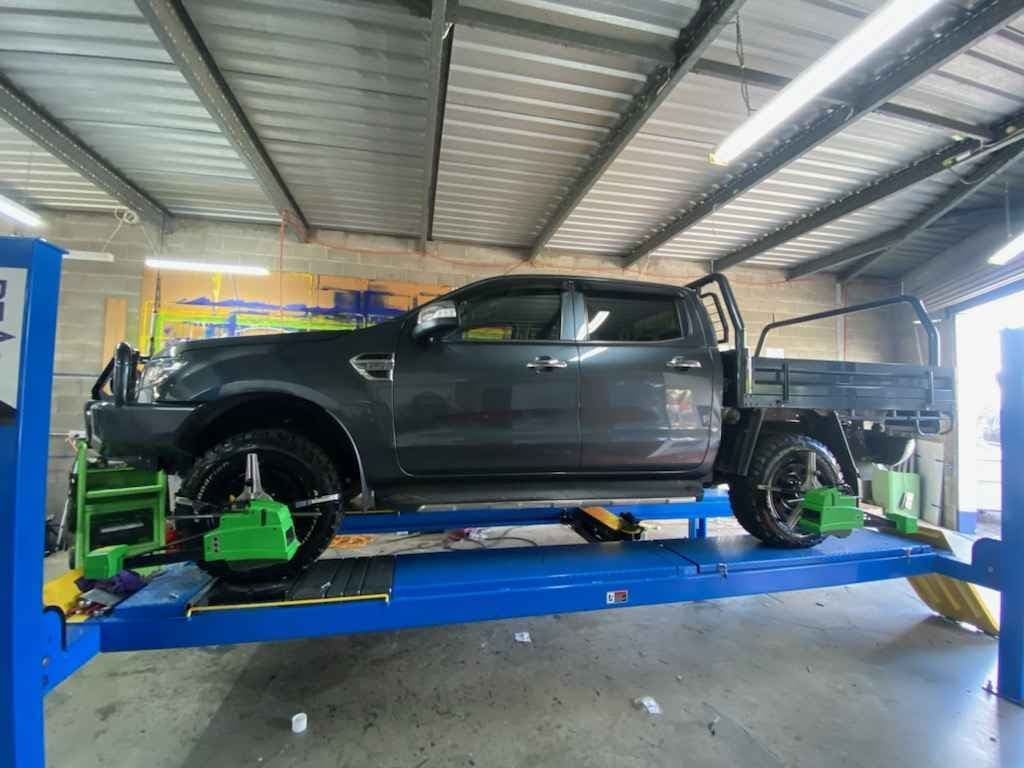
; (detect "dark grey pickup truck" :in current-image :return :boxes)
[86,273,953,578]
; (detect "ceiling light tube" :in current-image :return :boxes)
[66,250,115,263]
[988,232,1024,266]
[0,193,43,228]
[710,0,944,166]
[146,258,270,276]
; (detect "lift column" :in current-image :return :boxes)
[0,238,63,768]
[1000,327,1024,703]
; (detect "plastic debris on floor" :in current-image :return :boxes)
[633,696,662,715]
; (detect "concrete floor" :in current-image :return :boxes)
[44,521,1023,768]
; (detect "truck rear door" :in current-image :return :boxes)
[574,283,717,473]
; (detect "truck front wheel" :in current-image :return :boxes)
[728,434,845,548]
[177,428,343,581]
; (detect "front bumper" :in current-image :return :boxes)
[86,400,197,467]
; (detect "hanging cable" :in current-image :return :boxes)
[734,14,753,116]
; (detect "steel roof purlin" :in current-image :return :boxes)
[525,0,749,261]
[134,0,309,241]
[422,0,453,246]
[0,75,171,228]
[713,138,982,272]
[620,0,1024,268]
[787,131,1024,281]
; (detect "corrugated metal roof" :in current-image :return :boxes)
[0,119,119,212]
[183,0,432,236]
[0,0,278,222]
[546,0,1024,277]
[0,0,1020,283]
[431,21,669,246]
[864,160,1024,277]
[547,71,957,258]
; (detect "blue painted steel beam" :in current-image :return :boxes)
[338,491,734,535]
[999,328,1024,704]
[41,611,100,696]
[96,530,940,652]
[0,238,63,768]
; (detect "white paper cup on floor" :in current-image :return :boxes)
[291,712,308,734]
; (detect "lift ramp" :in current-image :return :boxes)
[77,528,952,653]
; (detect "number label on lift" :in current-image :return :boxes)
[606,589,628,605]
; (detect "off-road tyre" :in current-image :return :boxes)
[728,433,844,548]
[177,428,343,582]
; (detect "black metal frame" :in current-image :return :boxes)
[422,0,452,247]
[752,296,940,366]
[686,272,746,398]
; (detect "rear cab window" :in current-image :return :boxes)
[580,289,686,342]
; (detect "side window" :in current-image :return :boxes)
[453,287,563,342]
[582,291,685,342]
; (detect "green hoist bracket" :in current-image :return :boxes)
[82,453,299,580]
[203,498,298,565]
[796,487,865,535]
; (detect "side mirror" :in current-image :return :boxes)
[412,300,458,341]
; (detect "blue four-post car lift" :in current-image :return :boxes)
[2,237,1022,768]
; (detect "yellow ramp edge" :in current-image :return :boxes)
[905,526,999,636]
[43,568,84,615]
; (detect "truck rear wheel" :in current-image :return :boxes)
[177,428,343,581]
[728,434,844,548]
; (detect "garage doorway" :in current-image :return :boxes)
[955,288,1024,539]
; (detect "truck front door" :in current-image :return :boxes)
[394,279,580,476]
[575,284,717,473]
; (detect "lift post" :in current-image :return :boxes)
[999,327,1024,703]
[0,238,63,768]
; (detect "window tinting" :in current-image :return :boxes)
[455,288,562,342]
[583,292,683,342]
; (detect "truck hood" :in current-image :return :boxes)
[167,317,404,355]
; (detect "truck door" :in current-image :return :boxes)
[394,279,580,476]
[575,284,716,472]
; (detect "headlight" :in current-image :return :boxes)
[136,356,185,403]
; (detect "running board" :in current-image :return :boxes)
[375,479,704,512]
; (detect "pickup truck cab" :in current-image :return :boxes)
[86,273,953,579]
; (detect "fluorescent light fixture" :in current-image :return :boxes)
[145,258,270,276]
[66,250,115,263]
[710,0,943,166]
[988,232,1024,266]
[0,193,43,228]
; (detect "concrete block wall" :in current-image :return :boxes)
[3,212,907,518]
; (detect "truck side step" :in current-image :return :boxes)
[374,479,704,512]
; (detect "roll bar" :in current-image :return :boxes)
[687,273,747,399]
[753,296,940,366]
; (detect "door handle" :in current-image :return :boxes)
[526,356,568,370]
[666,357,702,369]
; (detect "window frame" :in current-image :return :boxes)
[438,279,575,345]
[573,285,692,346]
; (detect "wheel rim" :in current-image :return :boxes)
[762,449,835,535]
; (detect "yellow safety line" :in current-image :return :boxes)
[186,591,389,617]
